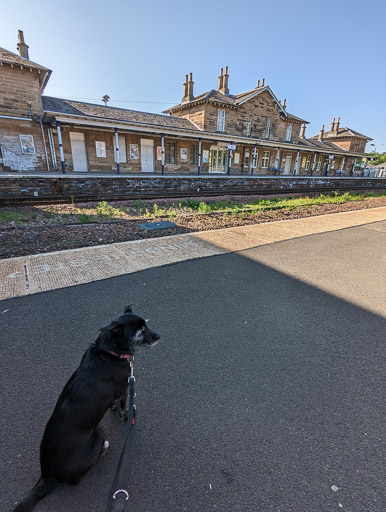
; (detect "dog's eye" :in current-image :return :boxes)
[142,326,146,332]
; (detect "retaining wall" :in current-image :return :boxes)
[1,175,385,204]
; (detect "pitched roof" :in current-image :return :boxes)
[0,46,51,91]
[164,84,308,122]
[42,96,200,131]
[309,127,371,141]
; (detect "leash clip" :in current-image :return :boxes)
[129,359,135,382]
[113,489,129,500]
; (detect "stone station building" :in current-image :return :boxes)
[0,32,372,176]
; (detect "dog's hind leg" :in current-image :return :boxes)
[68,426,106,485]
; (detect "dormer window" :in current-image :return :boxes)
[247,115,253,136]
[265,119,271,139]
[217,109,225,132]
[286,123,292,142]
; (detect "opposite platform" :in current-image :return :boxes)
[1,206,386,300]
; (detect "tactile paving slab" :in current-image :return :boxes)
[26,245,142,294]
[0,257,27,299]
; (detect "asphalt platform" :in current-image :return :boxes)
[1,209,385,512]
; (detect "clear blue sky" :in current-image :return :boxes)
[1,0,385,152]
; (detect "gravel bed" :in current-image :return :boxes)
[1,194,386,260]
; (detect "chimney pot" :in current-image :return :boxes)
[261,78,265,86]
[300,124,306,138]
[256,79,260,88]
[335,117,340,132]
[282,98,286,109]
[330,117,336,132]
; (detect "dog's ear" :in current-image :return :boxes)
[124,304,133,313]
[100,321,124,339]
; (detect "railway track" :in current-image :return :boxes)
[3,183,386,207]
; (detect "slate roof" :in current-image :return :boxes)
[42,96,200,131]
[164,85,308,123]
[309,127,371,141]
[0,47,51,91]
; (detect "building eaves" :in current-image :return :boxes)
[0,46,52,91]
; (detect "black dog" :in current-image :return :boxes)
[13,305,160,512]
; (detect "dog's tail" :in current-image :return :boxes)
[13,477,59,512]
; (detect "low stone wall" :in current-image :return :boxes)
[1,175,385,204]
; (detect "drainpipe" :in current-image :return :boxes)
[40,117,50,171]
[161,133,165,175]
[47,126,57,170]
[293,151,300,175]
[227,141,233,176]
[198,137,202,175]
[251,143,257,176]
[274,147,280,176]
[351,157,357,176]
[311,152,317,176]
[114,128,120,175]
[56,121,66,174]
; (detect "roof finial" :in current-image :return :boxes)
[102,95,110,106]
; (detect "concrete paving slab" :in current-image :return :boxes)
[0,257,27,300]
[116,234,225,268]
[26,246,142,294]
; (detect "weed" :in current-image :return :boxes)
[78,213,91,223]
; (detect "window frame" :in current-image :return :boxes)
[262,151,270,169]
[305,155,311,170]
[247,115,253,136]
[217,109,226,132]
[165,141,176,164]
[286,123,293,142]
[265,119,271,139]
[190,144,199,165]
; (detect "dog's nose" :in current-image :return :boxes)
[153,333,161,341]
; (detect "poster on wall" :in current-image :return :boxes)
[180,148,188,162]
[202,150,209,163]
[19,134,36,154]
[95,141,106,158]
[157,146,162,161]
[234,152,240,164]
[130,144,139,159]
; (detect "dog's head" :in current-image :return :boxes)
[99,305,160,356]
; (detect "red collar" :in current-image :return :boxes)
[106,349,131,359]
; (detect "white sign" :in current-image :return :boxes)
[228,144,236,150]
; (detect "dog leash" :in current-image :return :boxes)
[106,358,136,512]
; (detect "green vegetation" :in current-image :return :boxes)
[0,211,36,226]
[77,213,92,223]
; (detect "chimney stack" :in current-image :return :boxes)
[219,66,229,95]
[182,74,189,103]
[17,30,29,60]
[218,68,224,91]
[187,72,194,101]
[335,117,340,132]
[300,124,306,138]
[318,124,325,141]
[330,117,335,132]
